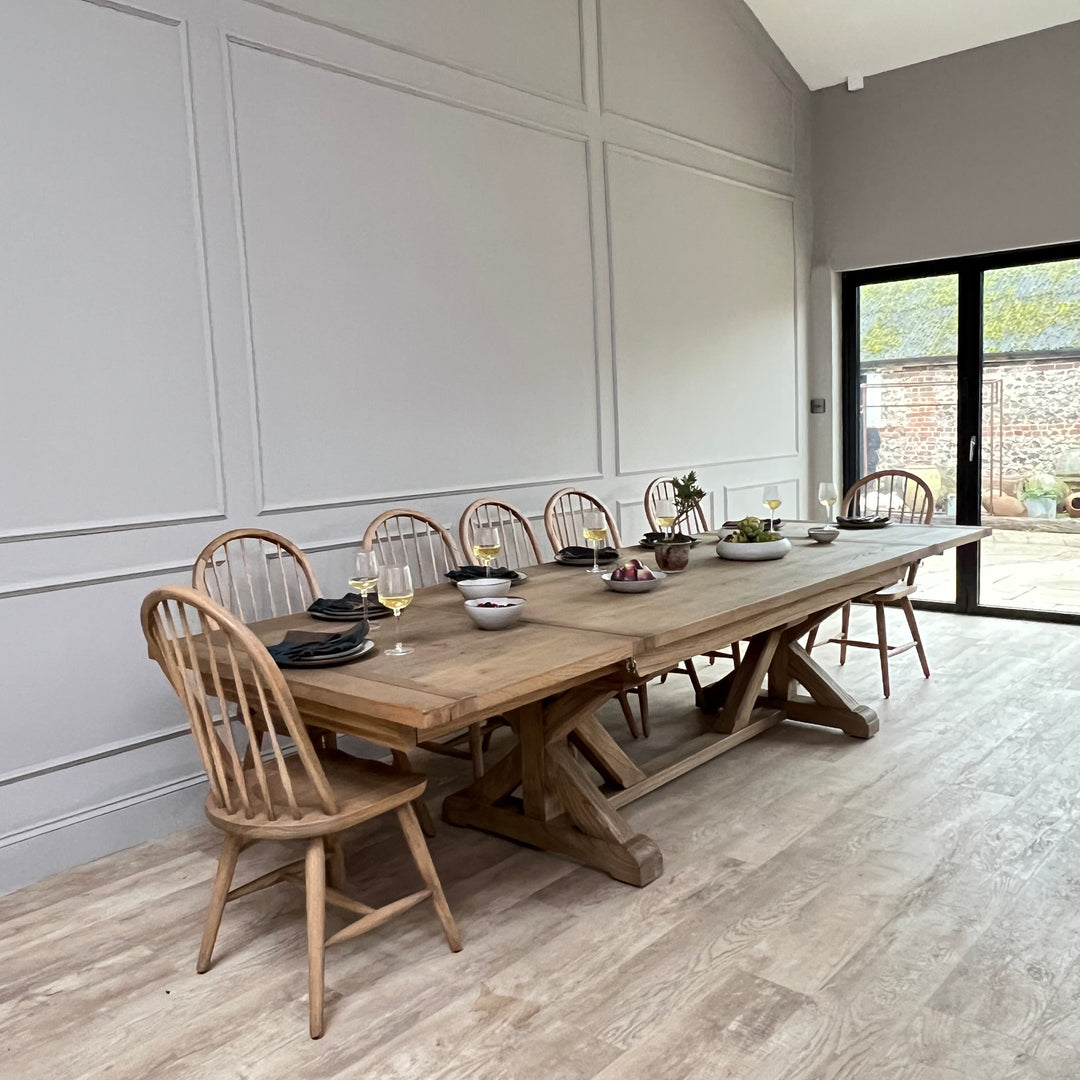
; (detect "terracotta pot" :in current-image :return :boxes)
[653,539,692,573]
[1066,492,1080,519]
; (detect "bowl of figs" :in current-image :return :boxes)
[602,559,666,593]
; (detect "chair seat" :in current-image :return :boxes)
[207,752,426,840]
[858,582,917,604]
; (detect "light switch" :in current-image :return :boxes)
[810,398,826,414]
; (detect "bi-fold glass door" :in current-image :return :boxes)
[843,243,1080,623]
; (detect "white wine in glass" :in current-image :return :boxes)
[348,549,379,627]
[818,482,838,522]
[377,565,414,656]
[654,497,676,535]
[762,485,782,530]
[582,510,607,574]
[472,526,501,577]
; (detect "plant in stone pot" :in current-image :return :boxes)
[1017,474,1067,519]
[653,472,704,573]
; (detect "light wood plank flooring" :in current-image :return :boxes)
[3,609,1080,1078]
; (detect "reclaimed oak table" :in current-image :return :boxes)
[243,522,986,887]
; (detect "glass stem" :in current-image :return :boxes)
[393,609,402,651]
[360,589,369,622]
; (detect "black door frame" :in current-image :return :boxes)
[841,240,1080,626]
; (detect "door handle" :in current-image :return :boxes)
[969,436,977,463]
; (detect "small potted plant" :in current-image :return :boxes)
[653,472,704,572]
[1017,474,1066,519]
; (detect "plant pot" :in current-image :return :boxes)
[1023,497,1057,519]
[653,539,692,573]
[1067,492,1080,519]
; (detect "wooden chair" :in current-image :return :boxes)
[193,529,321,623]
[643,477,740,694]
[543,488,659,738]
[643,476,709,533]
[806,469,933,697]
[459,498,547,569]
[362,509,462,588]
[140,586,461,1039]
[363,509,498,776]
[544,488,622,551]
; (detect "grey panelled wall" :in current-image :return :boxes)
[0,0,811,893]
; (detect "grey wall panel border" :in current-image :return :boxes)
[0,560,190,600]
[2,8,228,543]
[243,0,589,108]
[594,0,795,177]
[615,452,802,481]
[222,35,604,514]
[603,144,800,478]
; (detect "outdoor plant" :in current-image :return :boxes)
[1017,474,1068,502]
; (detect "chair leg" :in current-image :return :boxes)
[875,602,891,698]
[396,804,462,953]
[730,640,741,666]
[305,837,327,1039]
[391,749,436,837]
[617,691,641,739]
[839,602,851,665]
[683,657,703,706]
[468,723,485,779]
[901,596,931,678]
[197,833,243,974]
[637,682,650,739]
[323,835,346,892]
[805,626,819,652]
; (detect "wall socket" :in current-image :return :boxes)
[810,398,826,414]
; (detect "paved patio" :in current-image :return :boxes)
[918,524,1080,614]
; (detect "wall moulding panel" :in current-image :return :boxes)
[597,0,795,174]
[723,478,800,522]
[0,0,226,541]
[244,0,586,106]
[606,145,799,477]
[225,38,601,512]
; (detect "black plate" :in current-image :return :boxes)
[638,534,699,549]
[275,639,376,668]
[836,518,892,530]
[555,552,620,567]
[310,604,392,621]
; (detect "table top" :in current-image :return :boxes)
[249,520,986,742]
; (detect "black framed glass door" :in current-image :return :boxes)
[842,241,1080,624]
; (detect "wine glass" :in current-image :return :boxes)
[654,498,676,538]
[377,565,414,656]
[818,482,838,523]
[762,485,782,530]
[472,526,501,578]
[348,550,379,627]
[582,510,607,574]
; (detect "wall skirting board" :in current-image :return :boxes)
[1,0,810,894]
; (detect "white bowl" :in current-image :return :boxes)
[463,596,525,630]
[807,526,840,545]
[456,577,512,599]
[716,537,792,561]
[601,569,666,593]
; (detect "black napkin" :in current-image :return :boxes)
[837,515,889,525]
[721,520,783,529]
[445,565,517,582]
[267,621,368,664]
[558,546,619,561]
[308,593,392,618]
[642,531,695,544]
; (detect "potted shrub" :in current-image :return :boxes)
[654,472,704,572]
[1017,474,1067,519]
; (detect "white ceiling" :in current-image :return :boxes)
[744,0,1080,90]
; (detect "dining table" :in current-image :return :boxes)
[238,521,987,887]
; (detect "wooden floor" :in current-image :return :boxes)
[4,608,1080,1078]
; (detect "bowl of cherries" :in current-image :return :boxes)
[602,559,666,593]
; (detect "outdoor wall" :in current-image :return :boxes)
[866,354,1080,502]
[806,20,1080,490]
[0,0,811,892]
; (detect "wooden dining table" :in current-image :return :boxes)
[243,522,987,886]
